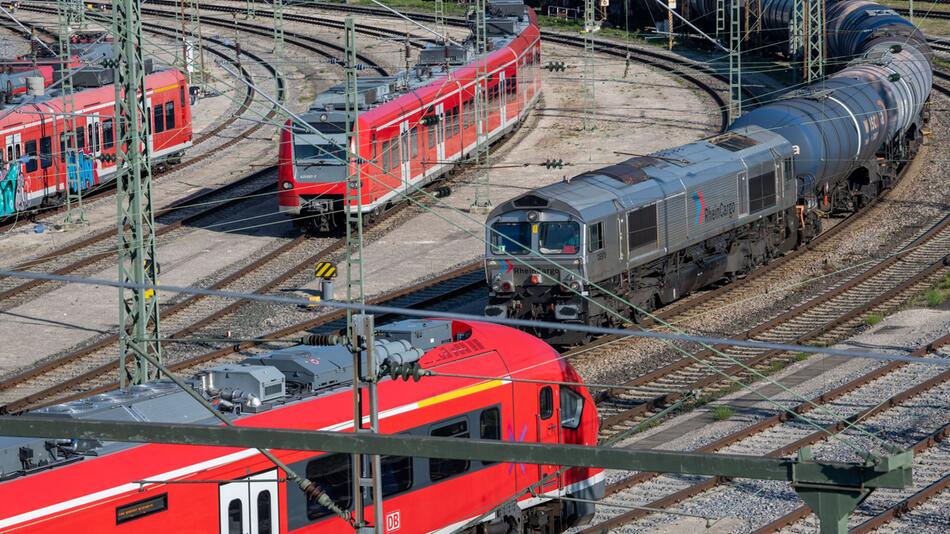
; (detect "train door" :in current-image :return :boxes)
[499,71,507,126]
[218,469,280,534]
[399,120,410,191]
[6,134,20,169]
[88,113,102,177]
[536,385,561,494]
[435,103,445,165]
[737,170,749,218]
[145,97,154,153]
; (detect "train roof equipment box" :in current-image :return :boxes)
[242,345,353,393]
[378,319,453,351]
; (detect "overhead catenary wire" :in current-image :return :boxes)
[4,268,948,368]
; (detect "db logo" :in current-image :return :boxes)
[385,510,401,532]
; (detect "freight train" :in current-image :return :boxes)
[0,319,604,533]
[277,0,542,232]
[0,43,193,219]
[483,0,932,344]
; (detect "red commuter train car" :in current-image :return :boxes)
[277,0,542,232]
[0,319,604,533]
[0,66,192,217]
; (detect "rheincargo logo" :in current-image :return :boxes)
[694,189,736,224]
[693,190,705,224]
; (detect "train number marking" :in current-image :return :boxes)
[386,510,401,532]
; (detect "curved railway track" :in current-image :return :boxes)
[0,15,266,231]
[0,20,288,308]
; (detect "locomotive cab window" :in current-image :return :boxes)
[540,221,580,255]
[560,386,584,429]
[491,221,530,255]
[748,170,776,213]
[76,126,85,150]
[227,499,243,534]
[539,386,553,419]
[305,454,352,519]
[588,221,604,252]
[627,204,658,251]
[430,419,471,481]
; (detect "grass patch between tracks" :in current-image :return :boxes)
[712,405,735,421]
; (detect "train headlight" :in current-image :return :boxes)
[501,281,513,292]
[320,113,328,122]
[530,274,542,284]
[491,283,501,292]
[281,181,293,190]
[569,280,581,291]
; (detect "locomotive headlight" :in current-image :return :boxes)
[501,281,513,292]
[281,181,293,190]
[320,113,328,122]
[569,280,581,291]
[491,283,501,292]
[527,211,540,222]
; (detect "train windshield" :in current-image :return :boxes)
[539,221,580,255]
[490,222,531,255]
[294,140,346,163]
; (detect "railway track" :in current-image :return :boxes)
[581,333,950,532]
[0,261,486,413]
[589,212,950,443]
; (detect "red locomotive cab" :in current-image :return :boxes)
[277,118,299,214]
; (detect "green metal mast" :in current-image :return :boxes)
[343,17,365,342]
[805,0,825,82]
[435,0,446,42]
[59,0,85,226]
[112,0,161,387]
[342,17,383,532]
[728,0,742,123]
[470,0,491,213]
[273,0,284,57]
[583,0,596,135]
[178,0,207,91]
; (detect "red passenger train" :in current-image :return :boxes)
[0,319,604,533]
[277,0,542,232]
[0,66,192,218]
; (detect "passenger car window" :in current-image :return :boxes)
[480,407,501,466]
[39,136,52,169]
[429,419,470,481]
[153,106,165,133]
[103,119,114,149]
[305,454,351,519]
[165,102,176,130]
[24,140,37,172]
[380,455,412,497]
[539,386,553,420]
[540,221,580,255]
[560,386,584,429]
[588,221,604,252]
[491,222,530,255]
